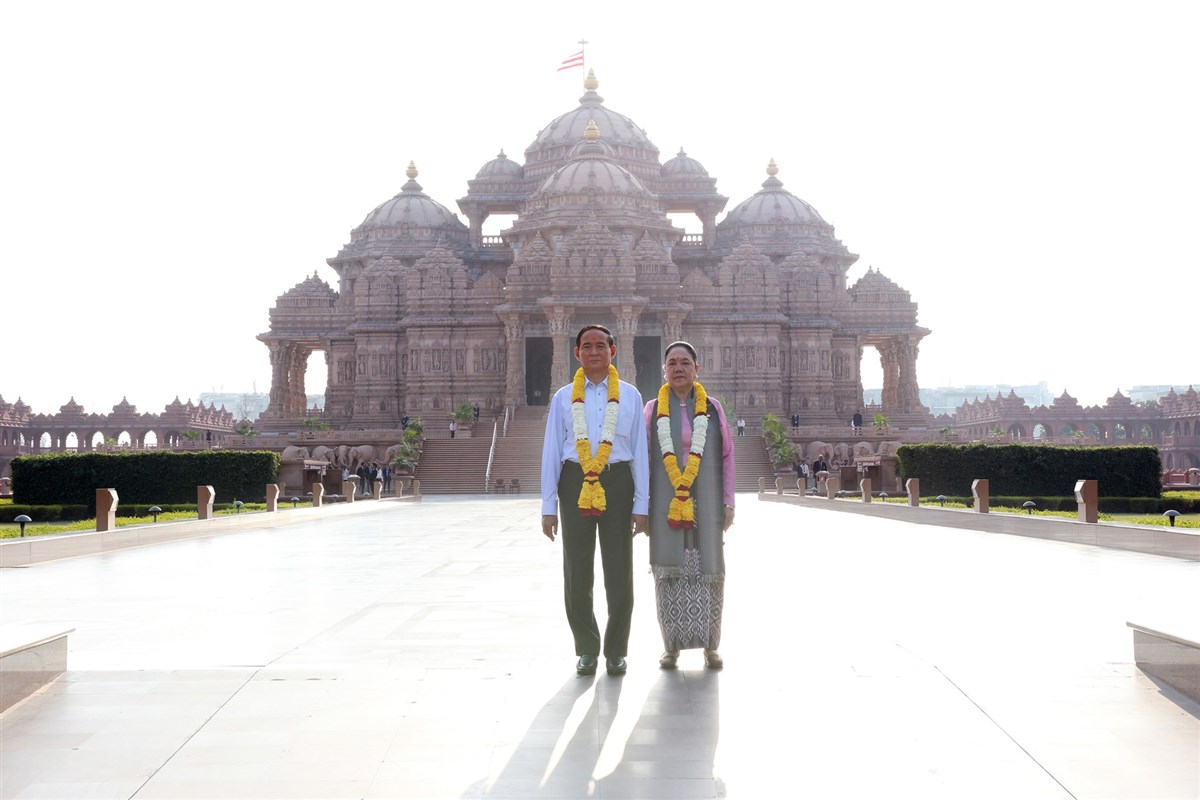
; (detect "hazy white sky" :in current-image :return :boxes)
[3,0,1197,418]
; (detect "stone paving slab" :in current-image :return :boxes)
[0,495,1197,799]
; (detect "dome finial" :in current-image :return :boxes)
[406,161,418,180]
[584,119,600,142]
[584,68,598,92]
[766,158,779,177]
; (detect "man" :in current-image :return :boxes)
[541,325,649,677]
[736,417,745,436]
[852,409,863,432]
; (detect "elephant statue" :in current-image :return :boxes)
[806,441,830,462]
[383,444,404,464]
[349,445,378,469]
[280,445,309,462]
[852,442,874,457]
[311,445,334,463]
[877,441,900,456]
[335,445,353,467]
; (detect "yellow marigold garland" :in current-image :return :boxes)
[656,381,709,529]
[572,364,621,516]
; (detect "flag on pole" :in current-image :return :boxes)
[557,50,584,71]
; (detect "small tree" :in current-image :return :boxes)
[872,413,889,430]
[760,413,798,466]
[452,402,474,424]
[404,416,425,438]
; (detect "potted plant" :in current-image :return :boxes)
[451,402,474,436]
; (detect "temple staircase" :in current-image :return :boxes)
[732,435,777,492]
[412,436,494,494]
[488,408,550,495]
[414,408,777,496]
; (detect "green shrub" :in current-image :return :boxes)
[10,451,280,510]
[897,444,1161,498]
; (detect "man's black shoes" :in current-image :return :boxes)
[576,654,598,676]
[605,657,627,676]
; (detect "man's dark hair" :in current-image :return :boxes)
[575,324,614,348]
[663,340,698,362]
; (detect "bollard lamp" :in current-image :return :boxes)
[14,514,31,537]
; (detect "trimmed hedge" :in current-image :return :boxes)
[897,444,1162,498]
[10,451,280,510]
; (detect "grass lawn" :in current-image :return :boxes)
[0,503,310,539]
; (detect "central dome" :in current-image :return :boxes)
[523,70,660,182]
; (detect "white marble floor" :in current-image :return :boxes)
[1,495,1197,799]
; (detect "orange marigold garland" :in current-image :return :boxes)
[656,381,709,529]
[572,364,621,516]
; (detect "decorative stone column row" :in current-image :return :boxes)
[264,341,313,419]
[874,337,922,415]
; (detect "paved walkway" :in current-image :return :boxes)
[1,495,1197,799]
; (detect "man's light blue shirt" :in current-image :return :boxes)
[540,374,649,516]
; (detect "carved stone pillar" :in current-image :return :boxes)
[286,346,309,416]
[614,313,639,385]
[503,318,525,407]
[701,211,717,249]
[548,312,573,389]
[879,341,900,412]
[897,338,922,412]
[265,342,288,418]
[661,314,684,345]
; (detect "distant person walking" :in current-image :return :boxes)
[736,417,746,436]
[852,410,863,432]
[449,420,458,439]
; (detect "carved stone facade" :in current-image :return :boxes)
[258,71,932,430]
[0,394,236,478]
[942,387,1200,469]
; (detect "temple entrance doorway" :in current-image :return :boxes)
[525,337,552,405]
[634,336,662,401]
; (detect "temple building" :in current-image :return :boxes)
[257,70,931,431]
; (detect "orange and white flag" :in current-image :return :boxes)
[557,50,584,71]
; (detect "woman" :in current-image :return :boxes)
[644,341,735,669]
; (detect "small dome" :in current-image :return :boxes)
[475,149,524,179]
[359,162,465,231]
[662,148,709,177]
[719,159,828,228]
[534,121,655,200]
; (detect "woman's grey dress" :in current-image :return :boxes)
[647,393,728,651]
